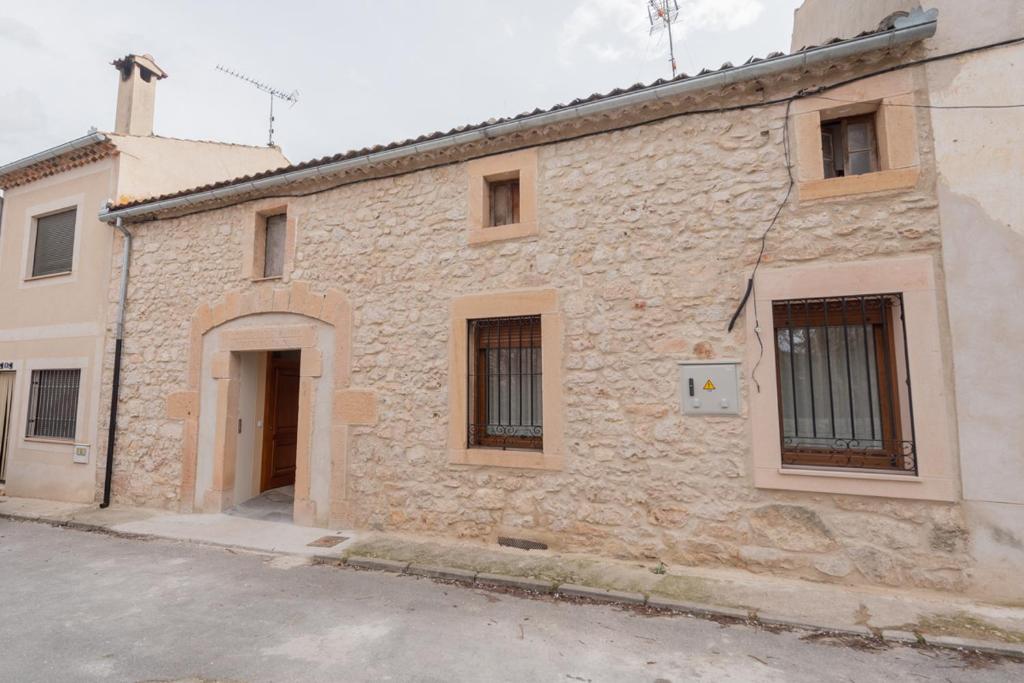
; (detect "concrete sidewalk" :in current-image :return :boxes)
[2,493,1023,655]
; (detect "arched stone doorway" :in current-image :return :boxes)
[164,282,376,527]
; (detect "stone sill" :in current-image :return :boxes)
[468,220,538,246]
[798,167,919,201]
[449,447,562,471]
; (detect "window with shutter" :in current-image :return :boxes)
[263,214,287,278]
[487,176,520,227]
[26,369,80,441]
[32,208,76,277]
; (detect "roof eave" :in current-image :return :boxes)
[0,132,111,187]
[100,7,938,224]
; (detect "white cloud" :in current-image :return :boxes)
[558,0,764,66]
[0,16,43,50]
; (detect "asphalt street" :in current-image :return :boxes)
[1,519,1021,682]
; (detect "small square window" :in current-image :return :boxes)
[468,315,542,451]
[26,369,80,440]
[32,208,76,277]
[487,176,520,227]
[263,214,287,278]
[821,115,878,178]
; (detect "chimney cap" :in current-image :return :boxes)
[111,54,168,82]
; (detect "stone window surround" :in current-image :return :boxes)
[448,288,564,471]
[467,148,539,245]
[242,200,298,282]
[793,70,920,202]
[165,280,378,528]
[746,254,957,502]
[18,193,85,289]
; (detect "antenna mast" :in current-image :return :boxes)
[647,0,682,78]
[216,65,299,147]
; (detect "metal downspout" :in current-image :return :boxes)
[101,216,131,508]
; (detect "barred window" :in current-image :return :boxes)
[26,369,80,441]
[263,214,286,278]
[774,294,916,473]
[468,315,542,450]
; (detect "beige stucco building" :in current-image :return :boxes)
[9,3,1018,605]
[0,54,288,503]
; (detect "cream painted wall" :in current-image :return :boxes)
[0,134,288,503]
[0,162,115,501]
[111,135,288,206]
[792,0,1024,603]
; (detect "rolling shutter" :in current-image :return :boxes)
[32,208,76,277]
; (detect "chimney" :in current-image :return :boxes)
[112,54,167,136]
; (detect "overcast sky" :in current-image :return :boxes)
[0,0,803,166]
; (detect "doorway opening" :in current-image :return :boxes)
[0,371,13,483]
[225,349,300,524]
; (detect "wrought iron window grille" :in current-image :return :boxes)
[26,368,80,441]
[467,315,543,451]
[773,293,917,474]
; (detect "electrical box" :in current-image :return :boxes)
[73,444,90,464]
[679,361,740,416]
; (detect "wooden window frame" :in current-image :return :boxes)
[820,114,879,179]
[772,296,909,473]
[486,174,521,228]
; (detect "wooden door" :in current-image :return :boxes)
[260,352,300,492]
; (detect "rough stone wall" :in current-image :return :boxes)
[107,83,972,593]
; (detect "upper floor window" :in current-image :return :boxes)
[821,115,878,178]
[26,369,80,441]
[31,208,76,277]
[263,213,286,278]
[487,174,520,227]
[468,315,543,451]
[773,293,915,474]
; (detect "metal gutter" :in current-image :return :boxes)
[0,131,109,183]
[100,8,938,223]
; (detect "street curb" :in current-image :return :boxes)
[919,635,1024,657]
[475,572,555,593]
[557,583,646,605]
[755,611,875,638]
[408,564,478,582]
[346,556,410,573]
[882,629,922,645]
[646,596,750,621]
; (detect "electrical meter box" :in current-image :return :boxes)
[73,444,90,464]
[679,361,740,416]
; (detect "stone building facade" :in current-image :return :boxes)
[96,7,1018,601]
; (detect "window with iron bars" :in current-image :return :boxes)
[773,294,916,473]
[26,369,80,441]
[468,315,542,450]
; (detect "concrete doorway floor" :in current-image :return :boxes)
[226,485,295,523]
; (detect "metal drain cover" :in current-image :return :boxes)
[307,535,348,548]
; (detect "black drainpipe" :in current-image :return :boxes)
[101,216,131,508]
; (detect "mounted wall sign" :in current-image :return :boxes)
[679,361,741,416]
[0,362,13,370]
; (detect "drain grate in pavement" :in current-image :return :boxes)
[307,535,349,548]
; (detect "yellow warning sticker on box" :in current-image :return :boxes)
[703,378,716,391]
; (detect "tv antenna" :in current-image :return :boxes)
[216,65,299,147]
[647,0,682,78]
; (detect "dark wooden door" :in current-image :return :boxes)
[261,352,300,492]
